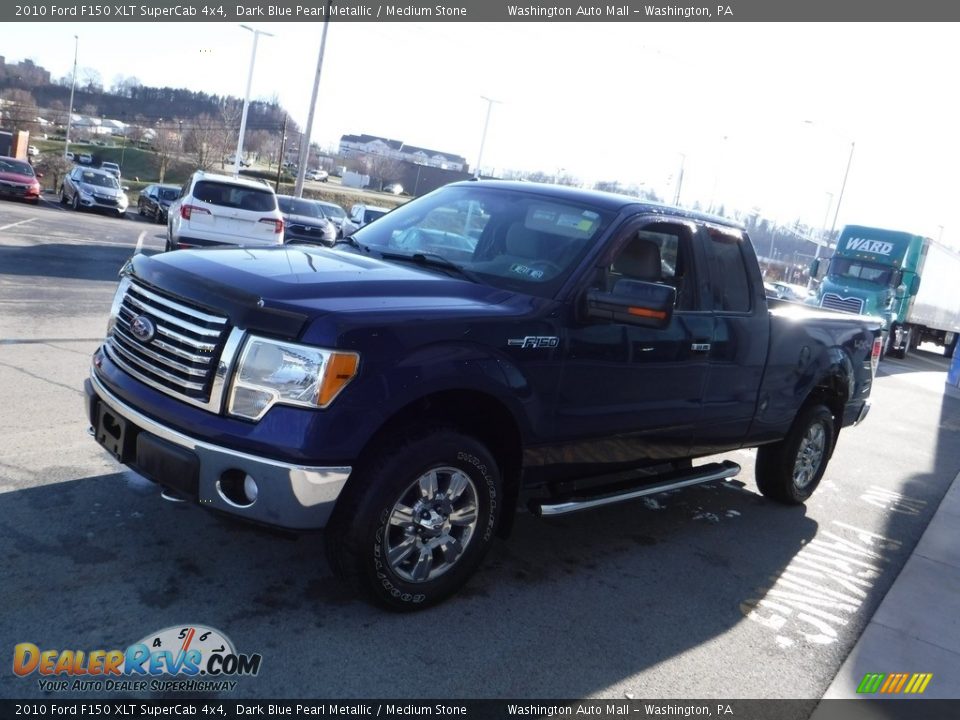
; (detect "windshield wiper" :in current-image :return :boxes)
[380,251,480,283]
[334,235,371,253]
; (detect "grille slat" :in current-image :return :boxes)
[107,279,230,404]
[820,293,864,314]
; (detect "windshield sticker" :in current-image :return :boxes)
[510,263,544,279]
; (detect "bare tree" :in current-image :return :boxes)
[34,153,72,194]
[153,127,177,183]
[0,89,40,134]
[79,67,103,92]
[183,114,223,171]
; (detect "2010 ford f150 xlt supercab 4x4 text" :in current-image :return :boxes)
[85,180,882,609]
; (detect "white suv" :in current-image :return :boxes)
[166,171,284,252]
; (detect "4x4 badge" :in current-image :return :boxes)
[507,336,559,349]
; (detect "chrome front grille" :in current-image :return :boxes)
[820,293,864,314]
[105,279,239,409]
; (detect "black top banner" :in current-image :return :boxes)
[1,699,959,720]
[5,0,960,22]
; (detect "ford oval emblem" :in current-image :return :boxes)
[130,314,156,343]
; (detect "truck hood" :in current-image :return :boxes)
[128,246,515,339]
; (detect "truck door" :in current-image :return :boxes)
[554,218,713,469]
[696,224,770,452]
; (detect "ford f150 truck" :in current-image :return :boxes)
[85,181,881,609]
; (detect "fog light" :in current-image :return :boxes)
[243,474,259,503]
[217,469,257,508]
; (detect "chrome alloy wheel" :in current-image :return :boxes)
[385,466,479,583]
[793,422,826,489]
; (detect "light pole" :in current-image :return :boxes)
[234,24,274,178]
[295,0,332,198]
[474,95,501,178]
[804,121,855,289]
[64,35,78,160]
[672,153,686,206]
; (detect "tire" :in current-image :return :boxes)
[325,427,502,611]
[59,187,67,205]
[755,404,834,505]
[887,325,906,359]
[71,193,80,211]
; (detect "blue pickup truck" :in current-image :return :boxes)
[85,181,881,609]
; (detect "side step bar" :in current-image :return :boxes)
[532,460,741,517]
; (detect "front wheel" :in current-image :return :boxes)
[755,404,835,504]
[325,428,502,611]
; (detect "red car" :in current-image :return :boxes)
[0,156,42,204]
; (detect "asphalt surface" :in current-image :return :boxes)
[1,197,958,703]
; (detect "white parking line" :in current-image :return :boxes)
[0,218,35,232]
[135,231,147,255]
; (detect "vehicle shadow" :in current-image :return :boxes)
[0,469,818,701]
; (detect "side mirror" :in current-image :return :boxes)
[910,276,921,296]
[122,186,130,192]
[585,280,675,329]
[36,172,44,179]
[809,258,820,278]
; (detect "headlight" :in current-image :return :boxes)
[105,276,132,337]
[228,336,359,421]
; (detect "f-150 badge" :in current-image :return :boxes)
[508,336,559,348]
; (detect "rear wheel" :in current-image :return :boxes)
[325,428,502,611]
[755,404,834,505]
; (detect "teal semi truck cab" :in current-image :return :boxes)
[814,224,960,358]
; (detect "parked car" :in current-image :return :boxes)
[60,166,129,217]
[383,182,404,195]
[770,281,812,302]
[64,151,75,162]
[305,169,328,182]
[166,171,283,252]
[314,200,348,235]
[78,153,93,165]
[27,145,39,157]
[340,203,391,237]
[100,161,121,179]
[224,154,251,168]
[276,194,337,246]
[0,155,42,205]
[137,183,180,224]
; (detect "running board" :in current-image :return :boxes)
[532,460,741,517]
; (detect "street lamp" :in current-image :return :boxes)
[474,96,501,178]
[233,24,274,177]
[294,0,333,198]
[803,121,855,289]
[64,35,78,160]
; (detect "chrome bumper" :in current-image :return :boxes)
[88,370,350,529]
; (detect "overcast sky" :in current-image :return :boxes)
[4,22,958,247]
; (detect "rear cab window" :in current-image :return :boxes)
[702,226,752,312]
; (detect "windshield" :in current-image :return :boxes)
[352,185,614,297]
[80,171,120,189]
[318,202,346,220]
[158,187,179,201]
[828,257,895,286]
[278,196,322,218]
[0,159,35,176]
[363,209,388,224]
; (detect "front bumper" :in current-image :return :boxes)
[85,369,351,530]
